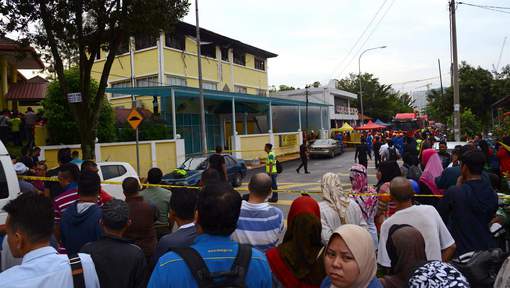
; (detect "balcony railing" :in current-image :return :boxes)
[335,105,358,115]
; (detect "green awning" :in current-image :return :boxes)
[105,85,329,107]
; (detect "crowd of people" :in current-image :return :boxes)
[0,107,40,148]
[0,130,509,287]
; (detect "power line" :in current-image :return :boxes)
[337,0,397,77]
[330,0,389,76]
[458,2,510,14]
[458,2,510,10]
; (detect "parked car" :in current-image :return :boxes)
[309,139,343,158]
[96,162,139,200]
[162,154,247,187]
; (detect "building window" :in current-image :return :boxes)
[200,43,216,58]
[235,86,247,93]
[110,80,131,98]
[116,38,129,55]
[220,47,229,61]
[167,75,187,86]
[165,32,185,50]
[135,34,157,51]
[233,50,245,66]
[202,81,217,90]
[136,75,159,87]
[254,57,265,71]
[256,89,267,96]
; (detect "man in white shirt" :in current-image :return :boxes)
[232,173,284,252]
[378,177,456,268]
[0,193,99,288]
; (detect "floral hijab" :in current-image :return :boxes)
[321,173,351,224]
[350,164,378,221]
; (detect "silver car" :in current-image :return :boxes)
[309,139,344,158]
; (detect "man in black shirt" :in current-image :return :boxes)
[45,148,72,199]
[81,199,147,288]
[355,136,372,168]
[208,146,227,182]
[373,136,382,168]
[296,141,310,174]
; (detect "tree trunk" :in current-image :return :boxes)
[79,119,97,161]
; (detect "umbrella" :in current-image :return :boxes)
[338,122,354,132]
[355,120,386,130]
[375,119,391,127]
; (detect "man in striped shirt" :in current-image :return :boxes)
[232,173,284,252]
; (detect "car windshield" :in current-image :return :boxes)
[313,139,331,145]
[181,157,208,170]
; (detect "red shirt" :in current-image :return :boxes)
[498,147,510,176]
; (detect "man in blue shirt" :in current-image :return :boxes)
[0,193,99,287]
[149,182,272,287]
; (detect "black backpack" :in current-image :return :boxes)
[171,244,252,288]
[275,160,283,174]
[388,147,398,161]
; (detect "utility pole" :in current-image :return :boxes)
[195,0,208,155]
[305,85,309,133]
[450,0,461,141]
[438,59,444,98]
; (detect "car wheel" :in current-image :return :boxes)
[232,173,242,187]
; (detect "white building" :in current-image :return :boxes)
[274,79,358,128]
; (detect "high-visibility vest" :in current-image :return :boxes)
[266,151,277,174]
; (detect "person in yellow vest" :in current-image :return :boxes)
[265,143,278,203]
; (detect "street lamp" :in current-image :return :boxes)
[358,45,387,125]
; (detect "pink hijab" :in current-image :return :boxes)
[420,149,444,195]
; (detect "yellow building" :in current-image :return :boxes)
[0,37,46,112]
[92,21,277,111]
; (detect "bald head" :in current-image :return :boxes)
[249,173,273,198]
[390,177,414,203]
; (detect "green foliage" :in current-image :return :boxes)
[426,62,510,130]
[460,108,482,138]
[337,73,414,121]
[494,115,510,140]
[42,68,116,144]
[116,119,172,142]
[279,85,296,91]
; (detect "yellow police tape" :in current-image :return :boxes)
[20,175,510,200]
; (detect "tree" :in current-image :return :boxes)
[312,81,320,88]
[43,68,116,144]
[460,108,482,138]
[425,62,510,130]
[278,84,296,91]
[1,0,189,159]
[337,73,413,121]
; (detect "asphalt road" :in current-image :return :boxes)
[239,149,380,217]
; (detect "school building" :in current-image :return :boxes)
[92,21,327,157]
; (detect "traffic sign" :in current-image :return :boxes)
[127,109,143,130]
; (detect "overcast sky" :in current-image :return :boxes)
[183,0,510,93]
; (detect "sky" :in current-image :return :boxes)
[182,0,510,93]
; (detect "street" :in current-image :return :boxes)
[240,149,379,217]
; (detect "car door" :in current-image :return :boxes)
[224,155,237,181]
[98,164,129,200]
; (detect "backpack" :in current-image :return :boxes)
[451,249,508,287]
[388,147,398,161]
[275,160,283,174]
[171,244,252,288]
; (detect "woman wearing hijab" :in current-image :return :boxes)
[375,161,402,229]
[380,225,427,288]
[319,173,367,245]
[417,148,444,207]
[321,224,382,288]
[408,261,470,287]
[266,195,325,288]
[350,164,379,247]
